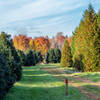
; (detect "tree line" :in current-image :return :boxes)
[61,4,100,72]
[13,32,72,55]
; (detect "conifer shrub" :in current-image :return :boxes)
[54,48,61,63]
[0,54,11,100]
[0,32,22,82]
[17,50,43,66]
[73,4,100,72]
[34,51,43,64]
[73,55,84,72]
[60,39,73,67]
[25,50,36,66]
[17,50,26,66]
[45,48,61,63]
[45,52,49,64]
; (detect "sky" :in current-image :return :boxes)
[0,0,100,38]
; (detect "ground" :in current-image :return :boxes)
[6,64,100,100]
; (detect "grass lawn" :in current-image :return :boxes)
[6,64,89,100]
[72,72,100,82]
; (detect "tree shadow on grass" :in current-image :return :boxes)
[79,73,100,82]
[6,66,89,100]
[6,84,88,100]
[22,68,65,84]
[82,84,100,98]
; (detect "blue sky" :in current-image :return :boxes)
[0,0,100,38]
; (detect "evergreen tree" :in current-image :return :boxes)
[54,47,61,63]
[25,50,36,66]
[74,4,100,71]
[45,48,61,63]
[45,52,49,63]
[34,51,43,63]
[48,49,56,63]
[0,54,11,100]
[0,32,22,82]
[97,10,100,28]
[60,38,73,67]
[72,22,84,71]
[71,32,76,56]
[17,50,26,66]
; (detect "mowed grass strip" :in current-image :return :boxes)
[40,64,100,98]
[6,64,88,100]
[72,72,100,82]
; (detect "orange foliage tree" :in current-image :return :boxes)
[34,37,50,55]
[29,39,35,50]
[67,37,72,47]
[13,35,29,52]
[13,33,71,55]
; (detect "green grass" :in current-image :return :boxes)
[72,72,100,82]
[6,64,88,100]
[83,84,100,98]
[57,64,100,82]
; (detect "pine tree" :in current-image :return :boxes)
[0,53,11,100]
[60,39,73,67]
[71,32,76,57]
[45,52,49,63]
[74,4,100,71]
[48,49,55,63]
[17,50,26,66]
[54,47,61,63]
[25,50,36,66]
[45,48,61,63]
[34,51,43,63]
[73,21,85,71]
[0,32,22,82]
[97,10,100,28]
[81,4,100,71]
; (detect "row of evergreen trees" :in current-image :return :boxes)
[46,48,61,63]
[0,32,22,100]
[17,50,43,66]
[71,4,100,72]
[60,4,100,72]
[0,32,43,100]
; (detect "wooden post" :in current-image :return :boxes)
[65,78,68,96]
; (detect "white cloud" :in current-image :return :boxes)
[0,0,100,37]
[0,0,83,25]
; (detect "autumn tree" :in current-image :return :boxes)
[29,39,35,50]
[50,32,65,50]
[60,38,73,67]
[50,37,57,49]
[68,37,72,47]
[34,37,50,55]
[13,34,29,52]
